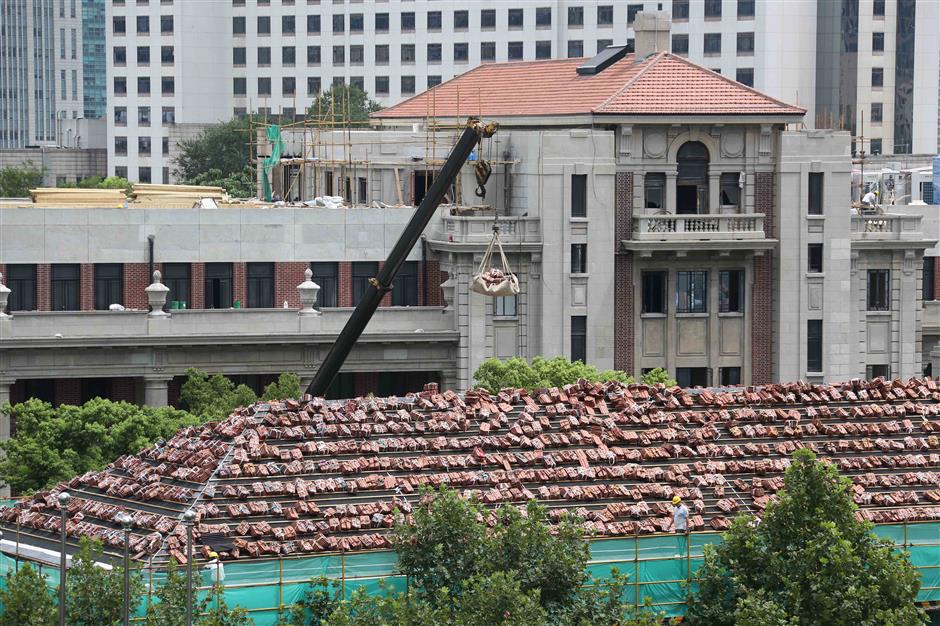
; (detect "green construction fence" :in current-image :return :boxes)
[0,522,937,624]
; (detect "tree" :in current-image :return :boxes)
[261,373,302,401]
[0,562,57,626]
[472,357,676,393]
[66,537,143,626]
[0,162,44,197]
[143,560,250,626]
[0,398,201,493]
[309,84,383,126]
[184,166,255,199]
[58,175,133,196]
[178,368,258,421]
[686,449,927,626]
[173,118,251,193]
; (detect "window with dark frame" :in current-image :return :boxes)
[536,7,551,26]
[401,12,415,31]
[673,0,689,19]
[392,261,418,306]
[6,264,37,311]
[454,43,469,62]
[137,15,149,33]
[807,319,823,372]
[311,262,338,308]
[571,316,587,363]
[704,33,721,54]
[672,34,689,54]
[571,174,587,217]
[204,263,233,309]
[923,258,935,301]
[808,243,824,273]
[735,68,754,87]
[307,77,321,95]
[481,8,496,28]
[281,15,295,34]
[257,15,270,34]
[704,0,722,17]
[737,0,755,17]
[232,16,245,34]
[873,0,885,16]
[872,67,883,87]
[507,8,523,28]
[94,263,123,310]
[508,41,523,60]
[454,10,469,29]
[51,264,80,311]
[332,14,344,33]
[246,262,275,308]
[307,14,320,34]
[163,263,190,308]
[427,43,442,63]
[282,45,296,65]
[808,172,824,214]
[871,102,883,123]
[568,6,583,26]
[867,269,890,311]
[677,270,707,313]
[535,40,552,58]
[494,295,517,317]
[719,270,743,313]
[401,75,415,95]
[567,40,583,58]
[626,4,642,23]
[374,13,388,32]
[349,13,363,32]
[307,45,321,64]
[719,172,741,207]
[598,5,614,25]
[867,364,890,379]
[719,367,741,386]
[872,32,884,52]
[737,32,754,54]
[645,173,665,209]
[481,41,496,61]
[401,44,415,63]
[352,262,378,305]
[571,244,587,274]
[427,10,442,30]
[642,271,667,314]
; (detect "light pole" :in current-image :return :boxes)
[183,509,196,626]
[58,491,71,626]
[117,513,134,626]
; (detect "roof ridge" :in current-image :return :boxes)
[660,52,806,113]
[375,63,492,119]
[593,50,667,113]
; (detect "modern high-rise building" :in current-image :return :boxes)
[81,0,107,120]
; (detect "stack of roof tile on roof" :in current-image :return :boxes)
[3,377,940,563]
[373,51,806,119]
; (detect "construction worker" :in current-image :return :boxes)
[672,496,689,534]
[862,189,878,209]
[204,551,225,584]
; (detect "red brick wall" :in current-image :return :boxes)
[933,257,940,301]
[275,262,309,308]
[190,263,205,309]
[54,379,81,406]
[123,263,152,310]
[338,262,352,307]
[422,261,443,306]
[111,377,137,403]
[233,263,247,307]
[613,172,634,373]
[36,264,51,311]
[378,262,392,307]
[80,264,94,310]
[354,372,379,397]
[751,172,775,384]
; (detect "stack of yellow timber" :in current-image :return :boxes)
[29,188,127,208]
[130,183,226,208]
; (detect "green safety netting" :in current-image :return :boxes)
[261,124,284,202]
[0,523,936,624]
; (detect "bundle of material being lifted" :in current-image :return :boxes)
[29,187,127,208]
[130,183,226,208]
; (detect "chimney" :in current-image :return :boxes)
[633,10,671,61]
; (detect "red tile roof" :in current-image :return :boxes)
[374,51,805,120]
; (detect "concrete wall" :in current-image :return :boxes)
[0,147,107,189]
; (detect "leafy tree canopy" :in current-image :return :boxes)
[0,162,44,197]
[143,559,251,626]
[0,562,56,626]
[308,84,383,125]
[0,398,201,493]
[66,537,143,626]
[57,175,133,195]
[290,487,670,626]
[184,166,255,199]
[261,372,302,401]
[686,448,927,626]
[173,118,251,190]
[179,368,259,421]
[473,357,675,393]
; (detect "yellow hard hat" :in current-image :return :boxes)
[208,551,218,559]
[672,496,682,505]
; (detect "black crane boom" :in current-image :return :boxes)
[306,119,497,397]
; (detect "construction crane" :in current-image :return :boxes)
[306,118,498,397]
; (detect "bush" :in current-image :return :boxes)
[0,562,56,626]
[473,357,676,393]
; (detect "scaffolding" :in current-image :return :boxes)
[1,522,937,625]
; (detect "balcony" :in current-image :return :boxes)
[623,213,774,253]
[427,213,542,252]
[850,214,930,248]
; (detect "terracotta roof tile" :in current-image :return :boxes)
[375,51,805,120]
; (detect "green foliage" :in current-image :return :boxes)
[309,84,383,125]
[473,357,677,393]
[179,368,258,421]
[0,398,201,493]
[143,560,250,626]
[185,166,256,198]
[57,175,133,195]
[196,586,253,626]
[66,537,143,626]
[0,562,56,626]
[0,162,44,197]
[261,373,302,401]
[173,118,251,191]
[686,449,927,626]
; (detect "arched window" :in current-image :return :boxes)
[676,141,710,214]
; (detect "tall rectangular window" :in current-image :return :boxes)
[163,263,190,308]
[571,316,587,363]
[871,102,883,123]
[626,4,642,23]
[481,9,496,29]
[232,16,245,34]
[352,262,378,305]
[807,319,822,372]
[704,33,721,54]
[872,32,884,52]
[307,14,321,33]
[719,172,741,207]
[808,172,824,214]
[349,13,363,32]
[508,8,523,28]
[494,295,517,316]
[571,244,587,274]
[642,271,667,314]
[536,7,551,26]
[311,262,338,308]
[923,258,935,301]
[160,14,173,33]
[808,243,824,273]
[677,270,707,313]
[257,15,271,34]
[246,262,274,308]
[705,0,722,17]
[737,32,754,54]
[392,261,418,306]
[645,173,665,209]
[204,263,233,309]
[427,10,442,30]
[401,44,415,63]
[52,264,80,311]
[867,269,890,311]
[454,10,469,29]
[873,0,885,16]
[719,270,744,313]
[872,67,883,87]
[481,41,496,61]
[400,12,415,31]
[94,264,123,310]
[454,42,469,62]
[673,0,689,19]
[571,174,587,217]
[567,6,583,26]
[672,34,689,55]
[6,264,37,311]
